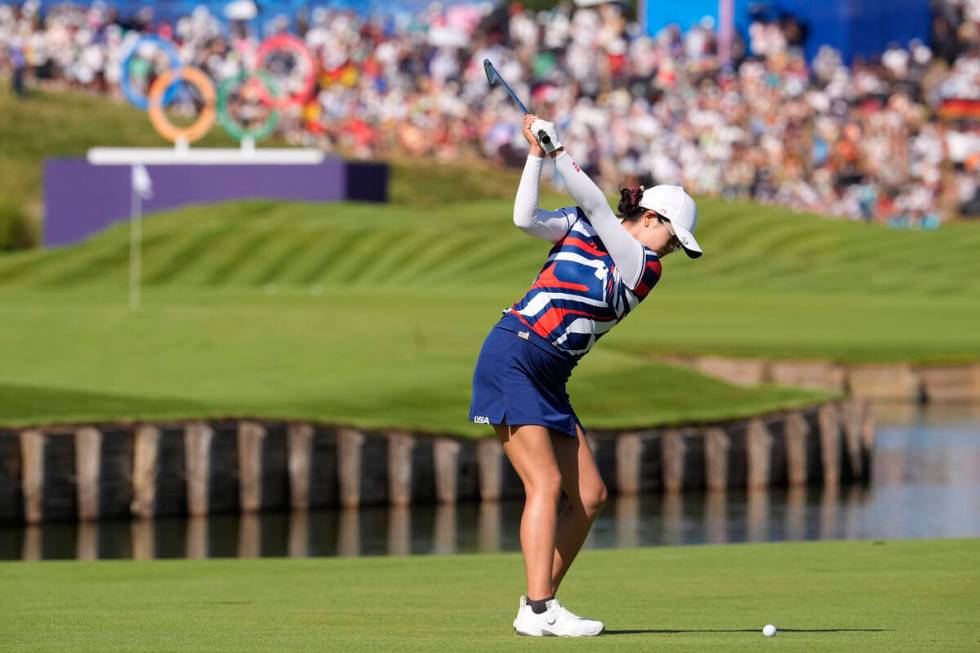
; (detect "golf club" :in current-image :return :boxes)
[483,58,552,148]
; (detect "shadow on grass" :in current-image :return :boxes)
[604,628,887,635]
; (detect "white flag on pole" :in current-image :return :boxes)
[131,163,153,200]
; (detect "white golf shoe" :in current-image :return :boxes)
[512,595,604,637]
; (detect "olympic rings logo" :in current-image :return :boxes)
[253,34,316,111]
[147,67,217,143]
[120,35,180,110]
[119,34,316,144]
[217,71,282,142]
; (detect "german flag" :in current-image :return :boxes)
[939,98,980,121]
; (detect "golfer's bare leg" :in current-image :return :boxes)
[495,423,561,601]
[550,425,608,594]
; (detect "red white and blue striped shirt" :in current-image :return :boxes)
[507,208,662,358]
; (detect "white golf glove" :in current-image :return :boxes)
[530,118,563,154]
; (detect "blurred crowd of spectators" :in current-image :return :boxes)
[2,0,979,226]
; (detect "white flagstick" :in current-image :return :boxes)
[129,164,153,310]
[130,166,141,310]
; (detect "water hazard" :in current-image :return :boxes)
[2,403,977,560]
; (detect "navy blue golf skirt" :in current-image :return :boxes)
[469,313,582,439]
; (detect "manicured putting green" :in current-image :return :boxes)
[0,539,976,651]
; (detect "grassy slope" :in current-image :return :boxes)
[0,539,977,652]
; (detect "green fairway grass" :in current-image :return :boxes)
[0,285,824,434]
[0,539,976,652]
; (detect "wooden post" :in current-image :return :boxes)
[337,428,365,508]
[75,427,102,522]
[839,401,864,480]
[662,430,686,493]
[184,423,214,517]
[477,438,503,501]
[19,430,45,525]
[131,426,161,519]
[387,431,415,507]
[860,403,876,452]
[859,401,876,484]
[704,427,730,492]
[818,404,841,486]
[615,433,642,495]
[784,412,809,486]
[237,421,266,513]
[433,438,461,504]
[287,423,314,510]
[746,418,773,490]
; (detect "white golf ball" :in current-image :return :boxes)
[763,624,777,637]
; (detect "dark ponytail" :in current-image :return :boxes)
[617,186,646,221]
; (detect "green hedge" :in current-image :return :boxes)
[0,200,36,251]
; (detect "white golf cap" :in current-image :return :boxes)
[639,185,702,259]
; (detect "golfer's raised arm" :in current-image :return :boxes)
[553,151,645,287]
[513,154,574,243]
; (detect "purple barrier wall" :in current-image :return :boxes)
[43,157,387,247]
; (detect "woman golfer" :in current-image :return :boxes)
[469,114,703,637]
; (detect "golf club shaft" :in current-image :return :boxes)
[503,86,551,146]
[496,78,529,115]
[484,59,551,146]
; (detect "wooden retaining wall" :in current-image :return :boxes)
[0,400,874,525]
[664,357,980,403]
